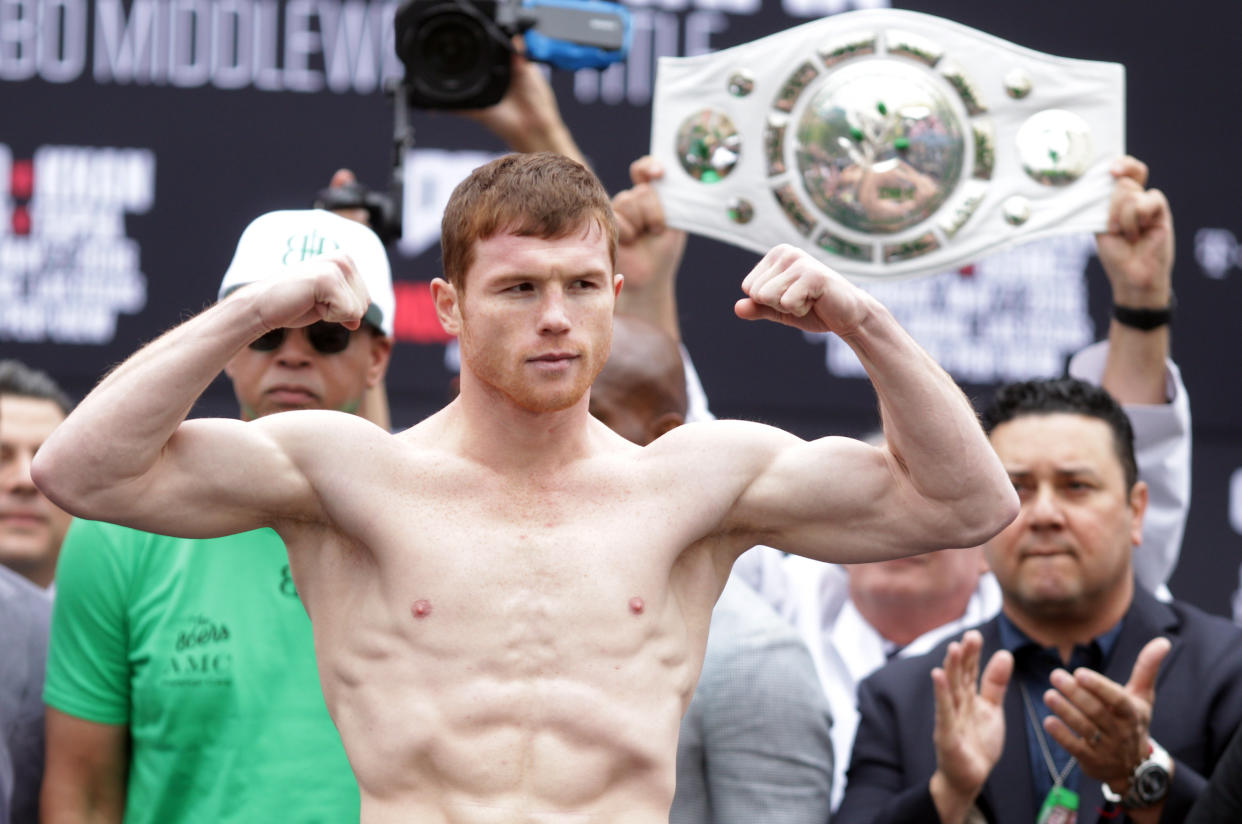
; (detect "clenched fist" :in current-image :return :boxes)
[237,252,371,334]
[735,244,872,336]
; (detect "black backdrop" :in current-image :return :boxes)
[3,0,1240,615]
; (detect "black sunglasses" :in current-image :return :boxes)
[249,321,354,355]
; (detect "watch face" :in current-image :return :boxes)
[1134,763,1171,804]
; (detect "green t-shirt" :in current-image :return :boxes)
[45,520,359,823]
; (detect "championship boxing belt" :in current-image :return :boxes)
[650,9,1124,281]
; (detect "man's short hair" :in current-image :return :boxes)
[440,152,618,288]
[981,377,1138,490]
[0,360,72,416]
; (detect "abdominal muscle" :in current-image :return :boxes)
[304,549,708,824]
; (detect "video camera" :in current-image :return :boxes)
[394,0,632,109]
[315,0,630,241]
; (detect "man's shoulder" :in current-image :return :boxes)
[0,564,51,625]
[1161,594,1242,653]
[639,419,805,475]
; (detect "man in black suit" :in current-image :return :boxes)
[835,377,1242,824]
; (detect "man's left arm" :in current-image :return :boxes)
[1043,638,1174,824]
[1070,156,1187,594]
[723,245,1018,564]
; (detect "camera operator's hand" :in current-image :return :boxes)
[459,46,587,166]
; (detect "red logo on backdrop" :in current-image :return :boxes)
[10,158,33,235]
[11,159,33,199]
[393,281,454,344]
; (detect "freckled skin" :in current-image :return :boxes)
[412,599,433,618]
[628,597,645,615]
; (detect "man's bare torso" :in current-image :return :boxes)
[278,408,746,823]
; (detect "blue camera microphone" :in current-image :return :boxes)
[522,0,632,70]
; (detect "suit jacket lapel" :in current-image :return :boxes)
[1101,587,1179,687]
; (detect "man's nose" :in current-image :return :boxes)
[1026,483,1065,528]
[0,448,38,494]
[275,328,315,367]
[537,291,571,335]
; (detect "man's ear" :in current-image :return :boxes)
[431,278,461,336]
[366,334,394,386]
[1128,480,1149,547]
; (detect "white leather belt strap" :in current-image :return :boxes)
[650,8,1124,281]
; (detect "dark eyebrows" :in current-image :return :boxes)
[1006,467,1101,481]
[1054,467,1101,480]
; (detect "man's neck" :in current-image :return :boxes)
[1001,580,1134,663]
[1,556,55,589]
[854,590,976,648]
[449,373,601,471]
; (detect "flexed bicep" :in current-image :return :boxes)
[714,428,907,562]
[45,413,329,540]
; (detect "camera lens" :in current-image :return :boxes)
[395,0,513,109]
[410,11,491,98]
[423,17,482,79]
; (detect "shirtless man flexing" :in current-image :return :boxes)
[33,152,1017,823]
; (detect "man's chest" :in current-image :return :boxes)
[341,460,711,580]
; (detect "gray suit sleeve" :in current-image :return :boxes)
[696,632,835,824]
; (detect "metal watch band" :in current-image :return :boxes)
[1101,738,1172,809]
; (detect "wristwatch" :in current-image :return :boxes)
[1101,738,1173,808]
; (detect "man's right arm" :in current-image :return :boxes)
[31,253,371,538]
[41,710,128,824]
[1071,156,1188,594]
[42,519,137,823]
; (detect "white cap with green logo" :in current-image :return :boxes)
[218,209,396,337]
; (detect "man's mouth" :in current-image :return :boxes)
[528,352,578,368]
[0,510,48,529]
[266,385,319,404]
[1020,543,1074,559]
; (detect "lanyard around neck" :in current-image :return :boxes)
[1020,682,1078,787]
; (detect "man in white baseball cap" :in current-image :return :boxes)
[40,208,394,824]
[219,209,396,336]
[216,209,395,420]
